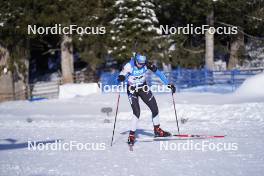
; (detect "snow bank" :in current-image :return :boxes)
[235,73,264,97]
[59,83,100,99]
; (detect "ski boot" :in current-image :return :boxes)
[154,125,171,137]
[127,131,135,146]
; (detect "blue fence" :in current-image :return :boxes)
[100,68,263,93]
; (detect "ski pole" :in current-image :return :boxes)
[171,91,180,134]
[110,92,121,146]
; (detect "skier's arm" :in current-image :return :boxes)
[147,62,176,93]
[155,70,169,85]
[146,62,169,85]
[117,63,131,83]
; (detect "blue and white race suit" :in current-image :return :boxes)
[119,58,170,132]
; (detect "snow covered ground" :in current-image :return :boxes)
[1,74,264,176]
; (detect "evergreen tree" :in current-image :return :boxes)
[75,0,114,73]
[154,0,212,68]
[109,0,160,62]
[215,0,264,69]
[0,0,32,99]
[154,0,264,69]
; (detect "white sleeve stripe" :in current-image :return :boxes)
[120,63,132,76]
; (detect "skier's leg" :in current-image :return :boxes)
[139,88,171,137]
[138,88,159,126]
[128,93,140,131]
[127,88,140,144]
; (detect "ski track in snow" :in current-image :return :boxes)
[0,92,264,176]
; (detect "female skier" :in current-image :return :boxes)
[117,53,176,145]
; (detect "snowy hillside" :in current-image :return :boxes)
[1,74,264,176]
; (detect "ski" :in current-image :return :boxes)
[172,134,225,138]
[136,135,179,142]
[136,134,225,142]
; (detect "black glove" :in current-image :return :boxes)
[117,75,125,83]
[146,61,157,72]
[168,84,176,94]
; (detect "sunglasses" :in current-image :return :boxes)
[136,61,145,66]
